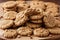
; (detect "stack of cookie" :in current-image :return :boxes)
[2,1,17,12]
[0,1,60,38]
[25,8,43,29]
[25,1,45,29]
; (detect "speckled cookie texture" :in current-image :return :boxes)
[0,1,60,38]
[33,28,49,37]
[17,27,32,36]
[4,29,17,38]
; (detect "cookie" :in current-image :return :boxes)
[43,14,56,28]
[45,2,59,16]
[16,1,26,5]
[3,11,17,20]
[31,19,42,24]
[17,27,32,36]
[43,11,59,17]
[45,2,58,8]
[17,3,29,12]
[4,29,17,38]
[4,7,17,12]
[0,20,13,29]
[30,1,45,9]
[26,22,41,28]
[2,1,16,8]
[48,28,60,34]
[29,14,43,20]
[14,11,28,26]
[33,28,49,37]
[24,8,43,17]
[54,17,60,27]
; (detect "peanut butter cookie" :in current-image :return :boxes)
[33,28,49,37]
[14,11,28,26]
[0,20,13,29]
[43,14,56,28]
[29,14,43,20]
[30,1,45,9]
[4,29,17,38]
[17,27,32,36]
[26,22,41,28]
[31,19,42,24]
[3,11,17,20]
[48,28,60,34]
[17,3,29,12]
[2,1,16,8]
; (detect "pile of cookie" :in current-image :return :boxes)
[0,1,60,38]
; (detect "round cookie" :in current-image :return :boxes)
[33,28,49,37]
[4,29,17,38]
[0,20,13,29]
[17,27,32,36]
[3,11,17,20]
[45,2,59,16]
[29,14,43,20]
[16,1,26,5]
[48,28,60,34]
[17,3,29,12]
[43,11,59,17]
[14,11,28,26]
[4,7,17,12]
[31,19,42,24]
[24,8,43,17]
[43,14,56,28]
[45,2,58,8]
[26,22,41,28]
[2,1,16,8]
[30,1,45,9]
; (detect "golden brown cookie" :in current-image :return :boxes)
[3,11,17,20]
[48,28,60,34]
[17,3,29,12]
[17,27,32,36]
[14,11,28,26]
[30,1,45,9]
[31,19,42,24]
[29,14,43,20]
[43,11,59,17]
[4,29,17,38]
[45,2,59,16]
[0,20,13,29]
[26,22,41,28]
[45,2,58,8]
[33,28,49,37]
[4,7,17,12]
[43,14,56,28]
[24,8,43,17]
[2,1,16,8]
[16,1,26,5]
